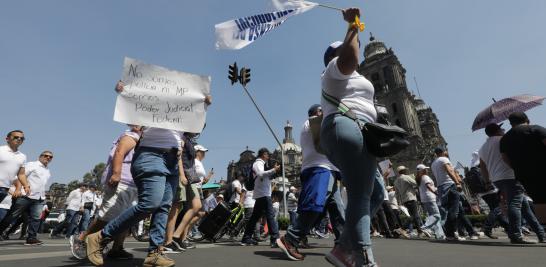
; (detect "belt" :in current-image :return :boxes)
[138,146,178,154]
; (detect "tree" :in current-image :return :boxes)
[67,180,81,192]
[83,162,106,190]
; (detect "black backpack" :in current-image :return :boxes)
[464,166,487,194]
[243,166,256,191]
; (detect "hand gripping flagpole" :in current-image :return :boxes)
[228,62,288,218]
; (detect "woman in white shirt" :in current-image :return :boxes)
[320,7,385,267]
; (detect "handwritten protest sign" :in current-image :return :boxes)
[113,57,211,133]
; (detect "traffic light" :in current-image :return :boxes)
[239,67,251,86]
[228,62,239,85]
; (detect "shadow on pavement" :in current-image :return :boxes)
[254,250,325,261]
[55,258,145,267]
[428,240,546,248]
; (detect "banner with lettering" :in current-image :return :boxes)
[113,57,211,133]
[215,1,318,50]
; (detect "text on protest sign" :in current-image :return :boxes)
[113,57,211,133]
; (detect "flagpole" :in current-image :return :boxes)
[317,3,344,11]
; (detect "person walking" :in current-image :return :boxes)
[0,151,53,245]
[431,147,465,241]
[394,166,428,238]
[240,148,280,247]
[415,164,444,240]
[51,183,86,238]
[481,121,545,243]
[0,130,30,204]
[286,186,298,227]
[319,7,387,266]
[79,184,97,233]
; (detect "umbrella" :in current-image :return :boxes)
[201,183,221,190]
[471,94,545,131]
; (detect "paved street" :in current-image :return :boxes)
[0,231,545,267]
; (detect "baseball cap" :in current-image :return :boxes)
[484,123,503,136]
[217,194,224,199]
[396,166,407,173]
[323,41,343,67]
[416,164,430,171]
[194,144,208,152]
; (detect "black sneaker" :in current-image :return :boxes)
[163,241,184,254]
[510,237,537,244]
[107,248,134,259]
[180,239,196,249]
[240,239,259,246]
[25,238,43,245]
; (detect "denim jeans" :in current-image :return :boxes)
[0,187,8,204]
[404,200,423,232]
[242,196,279,243]
[494,179,545,241]
[321,113,384,257]
[241,207,261,239]
[326,175,346,241]
[0,197,44,239]
[52,209,78,237]
[0,208,9,222]
[102,150,178,251]
[481,192,509,233]
[422,201,445,239]
[288,211,297,227]
[437,183,460,238]
[79,208,92,233]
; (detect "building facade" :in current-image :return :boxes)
[358,34,447,176]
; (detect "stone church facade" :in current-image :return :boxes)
[358,34,447,176]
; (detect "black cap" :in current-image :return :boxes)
[308,104,322,117]
[485,123,503,136]
[508,112,529,126]
[434,147,445,155]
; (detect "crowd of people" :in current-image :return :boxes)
[1,7,545,267]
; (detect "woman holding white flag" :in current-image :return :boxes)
[319,7,384,267]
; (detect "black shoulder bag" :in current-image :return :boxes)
[322,91,410,157]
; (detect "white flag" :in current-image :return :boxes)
[214,1,318,50]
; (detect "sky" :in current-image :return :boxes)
[1,0,545,187]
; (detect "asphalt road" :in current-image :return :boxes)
[0,231,545,267]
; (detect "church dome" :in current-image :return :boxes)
[364,33,388,60]
[275,142,302,153]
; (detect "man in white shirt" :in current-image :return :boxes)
[479,123,544,244]
[229,175,245,209]
[0,130,30,203]
[431,147,464,241]
[51,183,86,238]
[79,185,97,233]
[240,148,280,247]
[0,151,53,245]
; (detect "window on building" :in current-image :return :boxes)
[288,153,295,164]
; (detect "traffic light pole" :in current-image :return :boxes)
[240,84,288,218]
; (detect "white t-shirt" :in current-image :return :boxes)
[431,157,455,186]
[321,57,377,122]
[230,179,243,203]
[66,189,83,211]
[243,188,255,208]
[194,159,206,188]
[252,158,276,199]
[478,136,516,182]
[0,189,12,209]
[300,119,339,172]
[387,190,399,210]
[419,175,437,203]
[0,145,27,188]
[139,127,184,149]
[24,161,51,200]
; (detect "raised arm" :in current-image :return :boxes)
[337,8,361,75]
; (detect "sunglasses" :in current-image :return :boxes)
[41,154,53,159]
[12,136,25,141]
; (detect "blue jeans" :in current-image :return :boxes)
[437,183,460,238]
[0,197,44,239]
[102,150,178,251]
[79,208,92,233]
[288,211,297,227]
[422,201,445,239]
[0,208,9,222]
[321,114,384,257]
[52,209,79,237]
[242,196,279,243]
[0,187,8,204]
[481,192,509,233]
[494,179,545,241]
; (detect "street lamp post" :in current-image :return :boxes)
[228,62,288,217]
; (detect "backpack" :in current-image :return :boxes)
[243,166,256,191]
[464,166,487,194]
[223,182,234,204]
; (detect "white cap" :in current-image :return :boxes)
[416,164,430,171]
[396,166,407,173]
[194,144,208,152]
[217,194,224,199]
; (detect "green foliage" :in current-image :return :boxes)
[277,216,290,230]
[67,180,81,192]
[82,162,106,190]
